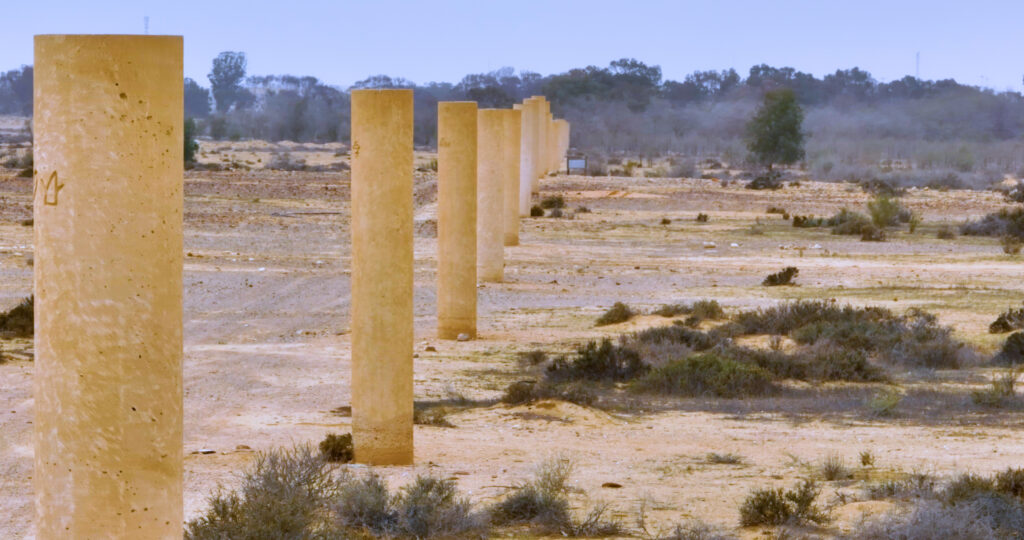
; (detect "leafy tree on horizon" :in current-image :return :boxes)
[745,88,805,170]
[208,51,249,113]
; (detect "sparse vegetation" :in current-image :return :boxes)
[530,205,545,217]
[820,454,852,481]
[540,194,566,209]
[994,332,1024,365]
[595,302,635,326]
[961,207,1024,239]
[866,388,903,417]
[0,296,32,337]
[970,369,1018,408]
[989,306,1024,334]
[738,479,827,527]
[706,452,745,465]
[318,433,353,463]
[696,213,709,222]
[762,267,798,286]
[937,224,957,239]
[859,450,875,467]
[633,353,775,398]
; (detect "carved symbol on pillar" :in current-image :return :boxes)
[40,171,63,206]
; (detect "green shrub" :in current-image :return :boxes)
[867,388,902,417]
[530,205,545,217]
[0,296,33,337]
[867,194,903,228]
[994,332,1024,365]
[490,459,573,532]
[971,370,1018,408]
[184,117,200,164]
[990,307,1024,334]
[763,266,798,286]
[595,302,635,326]
[830,209,873,235]
[540,195,566,209]
[633,353,775,398]
[696,213,709,223]
[739,480,827,527]
[945,473,998,505]
[547,338,647,382]
[318,433,353,463]
[821,454,852,481]
[652,299,724,321]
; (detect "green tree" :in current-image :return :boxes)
[745,88,805,170]
[183,117,199,164]
[208,51,248,113]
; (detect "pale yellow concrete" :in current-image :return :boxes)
[350,89,414,465]
[33,35,184,539]
[437,102,478,339]
[530,96,546,192]
[517,100,536,216]
[502,109,522,246]
[477,109,504,282]
[555,118,570,172]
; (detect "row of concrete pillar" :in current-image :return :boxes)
[31,35,571,538]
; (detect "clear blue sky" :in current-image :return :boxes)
[5,0,1023,91]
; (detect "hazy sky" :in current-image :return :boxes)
[5,0,1023,91]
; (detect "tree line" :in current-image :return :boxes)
[3,54,1023,183]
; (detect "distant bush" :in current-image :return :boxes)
[746,171,783,190]
[990,306,1024,334]
[547,338,648,382]
[830,209,873,236]
[866,388,903,417]
[860,224,887,242]
[0,296,32,337]
[792,215,825,228]
[937,225,957,239]
[267,152,308,171]
[1002,236,1022,255]
[669,160,697,178]
[548,208,564,218]
[821,454,852,481]
[867,194,904,228]
[530,205,545,217]
[696,213,709,222]
[961,207,1024,239]
[661,217,672,225]
[763,266,798,286]
[766,206,787,215]
[738,479,827,527]
[993,332,1024,366]
[540,195,566,209]
[633,353,775,398]
[970,370,1018,408]
[575,205,592,213]
[318,433,353,463]
[595,302,635,326]
[653,299,724,321]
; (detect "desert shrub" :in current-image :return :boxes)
[739,480,827,527]
[500,380,597,407]
[185,445,339,539]
[706,452,744,465]
[860,224,887,242]
[746,171,783,190]
[696,213,709,222]
[334,473,484,538]
[994,332,1024,365]
[502,380,540,405]
[548,208,564,218]
[670,160,697,178]
[520,350,548,365]
[860,450,875,467]
[267,152,308,171]
[867,194,903,228]
[945,474,998,505]
[845,499,1001,540]
[413,406,455,427]
[866,388,902,417]
[490,459,572,532]
[595,302,635,326]
[585,160,607,176]
[763,266,798,286]
[971,370,1018,408]
[652,299,724,321]
[734,301,889,336]
[661,520,736,540]
[989,306,1024,333]
[318,433,353,463]
[766,206,787,215]
[540,194,566,209]
[1002,236,1023,255]
[821,454,852,481]
[530,205,545,217]
[792,215,825,227]
[575,205,592,213]
[0,296,33,337]
[633,353,775,398]
[800,347,887,383]
[830,209,873,235]
[937,225,957,239]
[632,323,725,352]
[865,472,937,500]
[908,212,922,233]
[547,338,647,382]
[961,207,1024,239]
[661,217,672,225]
[995,468,1024,498]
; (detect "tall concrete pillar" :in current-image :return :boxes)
[350,89,414,465]
[477,109,504,282]
[33,35,184,539]
[437,102,477,339]
[517,101,536,216]
[547,112,556,172]
[555,118,570,172]
[503,109,522,246]
[530,96,545,192]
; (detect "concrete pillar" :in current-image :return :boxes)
[437,102,477,339]
[502,109,522,246]
[555,118,570,172]
[517,101,536,216]
[350,89,414,465]
[530,96,545,192]
[33,35,184,539]
[477,109,504,282]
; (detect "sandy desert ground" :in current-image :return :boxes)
[1,142,1023,538]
